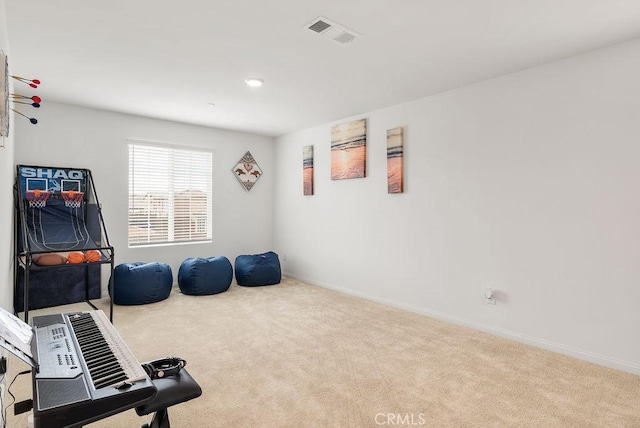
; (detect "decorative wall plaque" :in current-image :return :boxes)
[232,151,262,191]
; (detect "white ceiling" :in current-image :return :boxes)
[5,0,640,137]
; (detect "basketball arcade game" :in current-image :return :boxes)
[14,165,115,322]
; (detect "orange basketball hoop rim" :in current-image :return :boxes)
[26,190,50,208]
[61,190,84,208]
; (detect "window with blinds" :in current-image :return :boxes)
[128,142,212,246]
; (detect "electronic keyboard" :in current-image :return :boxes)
[31,310,157,428]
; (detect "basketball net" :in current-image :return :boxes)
[62,191,84,208]
[26,189,50,208]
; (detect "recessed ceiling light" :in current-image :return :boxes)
[245,77,264,87]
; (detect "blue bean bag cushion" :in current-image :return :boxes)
[178,256,233,295]
[234,251,281,287]
[111,262,173,305]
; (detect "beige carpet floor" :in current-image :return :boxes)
[5,277,640,427]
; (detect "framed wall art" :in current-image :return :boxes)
[232,151,262,191]
[331,118,366,180]
[303,145,314,195]
[387,127,403,193]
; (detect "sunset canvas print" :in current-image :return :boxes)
[303,145,314,195]
[387,127,403,193]
[331,119,366,180]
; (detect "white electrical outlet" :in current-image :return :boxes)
[485,287,496,305]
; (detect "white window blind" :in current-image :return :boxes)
[128,142,212,246]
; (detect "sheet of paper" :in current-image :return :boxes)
[0,306,34,358]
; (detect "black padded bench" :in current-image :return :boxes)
[136,368,202,428]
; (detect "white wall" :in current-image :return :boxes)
[14,102,274,288]
[274,37,640,374]
[1,1,15,412]
[0,0,16,311]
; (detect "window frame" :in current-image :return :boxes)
[127,139,213,248]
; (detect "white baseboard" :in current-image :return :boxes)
[284,273,640,376]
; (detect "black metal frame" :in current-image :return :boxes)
[13,165,115,323]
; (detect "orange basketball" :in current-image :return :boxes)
[84,250,102,263]
[67,251,85,264]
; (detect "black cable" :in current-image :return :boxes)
[3,370,30,428]
[0,373,5,428]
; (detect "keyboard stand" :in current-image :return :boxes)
[136,368,202,428]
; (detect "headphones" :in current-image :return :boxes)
[142,357,186,379]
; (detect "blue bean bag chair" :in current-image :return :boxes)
[178,256,233,295]
[234,251,281,287]
[111,262,173,305]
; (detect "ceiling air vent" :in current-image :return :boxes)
[305,17,361,45]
